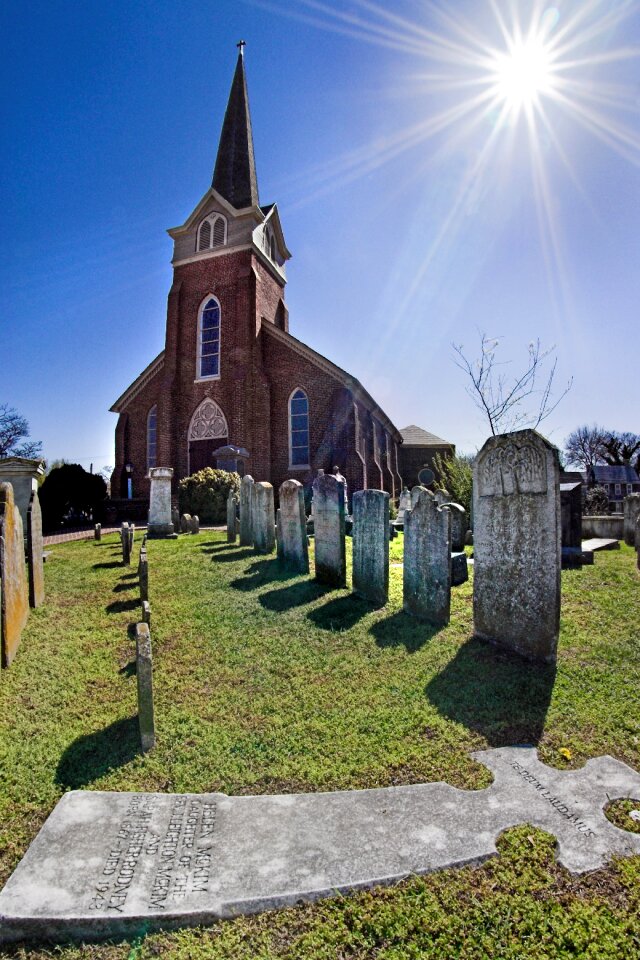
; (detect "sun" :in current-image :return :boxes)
[490,34,555,113]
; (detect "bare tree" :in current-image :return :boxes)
[564,424,607,471]
[600,432,640,467]
[0,404,42,459]
[453,334,572,436]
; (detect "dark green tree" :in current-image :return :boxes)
[39,464,107,531]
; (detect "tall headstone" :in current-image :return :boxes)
[403,492,451,626]
[128,524,135,553]
[397,487,412,524]
[0,483,29,667]
[253,482,276,554]
[312,473,346,586]
[26,490,44,608]
[135,623,155,753]
[623,493,640,547]
[352,490,389,606]
[138,548,149,602]
[239,475,254,546]
[147,467,175,538]
[226,491,238,543]
[0,458,45,535]
[121,523,131,566]
[444,503,466,552]
[473,429,560,663]
[94,523,101,542]
[560,481,583,568]
[278,480,309,573]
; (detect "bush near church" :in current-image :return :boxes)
[39,463,107,532]
[178,468,240,524]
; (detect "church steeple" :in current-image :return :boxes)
[212,43,259,210]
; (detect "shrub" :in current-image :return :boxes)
[584,485,609,516]
[432,452,474,515]
[178,469,240,524]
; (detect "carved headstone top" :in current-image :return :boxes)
[476,432,554,497]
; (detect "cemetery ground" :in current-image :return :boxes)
[1,533,639,959]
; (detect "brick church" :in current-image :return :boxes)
[111,48,452,505]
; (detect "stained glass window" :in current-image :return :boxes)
[289,389,309,467]
[199,298,220,379]
[147,405,157,471]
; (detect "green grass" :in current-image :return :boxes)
[1,532,639,958]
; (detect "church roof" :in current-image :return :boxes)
[110,351,165,413]
[212,48,259,210]
[399,424,452,447]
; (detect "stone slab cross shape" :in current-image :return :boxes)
[1,747,639,944]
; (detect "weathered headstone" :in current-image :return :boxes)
[136,623,155,753]
[434,489,449,506]
[253,482,276,554]
[239,475,254,546]
[352,489,389,606]
[275,508,284,561]
[561,481,583,568]
[0,457,45,534]
[444,502,466,552]
[147,467,176,538]
[26,490,44,608]
[141,600,151,627]
[403,492,451,625]
[120,523,131,566]
[128,524,135,553]
[171,506,180,531]
[180,514,191,534]
[396,487,411,525]
[312,473,346,586]
[190,515,200,535]
[0,483,29,667]
[473,429,560,663]
[623,493,640,547]
[94,523,101,542]
[138,548,149,602]
[451,552,469,587]
[226,491,238,544]
[278,480,309,573]
[410,485,428,509]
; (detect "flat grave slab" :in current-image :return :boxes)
[581,538,620,552]
[1,746,639,944]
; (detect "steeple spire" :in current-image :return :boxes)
[212,44,259,209]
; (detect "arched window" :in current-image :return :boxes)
[147,405,157,471]
[289,389,309,468]
[197,214,227,252]
[197,297,221,379]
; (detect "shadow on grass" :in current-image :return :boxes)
[106,598,140,614]
[425,638,556,746]
[370,611,441,653]
[259,580,328,612]
[210,547,257,562]
[113,581,138,593]
[229,557,283,592]
[307,594,370,632]
[119,660,137,677]
[93,561,122,570]
[56,716,140,789]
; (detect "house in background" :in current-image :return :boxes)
[584,465,640,513]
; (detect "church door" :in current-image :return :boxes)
[187,399,229,475]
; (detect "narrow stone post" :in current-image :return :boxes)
[147,467,176,538]
[138,548,149,602]
[352,490,389,606]
[636,515,640,570]
[278,479,309,573]
[0,483,29,667]
[135,623,155,752]
[624,493,640,547]
[121,523,131,565]
[312,473,346,586]
[128,524,135,553]
[94,523,101,542]
[253,482,276,554]
[473,429,560,662]
[403,492,451,625]
[141,599,151,626]
[26,490,44,608]
[226,491,238,543]
[239,475,254,546]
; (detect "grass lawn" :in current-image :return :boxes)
[1,531,639,959]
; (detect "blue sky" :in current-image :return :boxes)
[2,0,639,471]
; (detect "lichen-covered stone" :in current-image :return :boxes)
[473,429,560,663]
[26,490,44,608]
[403,492,451,625]
[239,475,254,546]
[120,523,131,565]
[138,549,149,602]
[352,490,389,606]
[226,491,238,543]
[179,514,191,534]
[278,480,309,573]
[136,623,155,753]
[312,474,346,586]
[253,482,275,554]
[147,467,175,538]
[0,483,29,666]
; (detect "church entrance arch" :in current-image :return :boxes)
[187,399,229,475]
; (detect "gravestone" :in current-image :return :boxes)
[94,523,101,542]
[451,552,469,587]
[397,487,411,525]
[0,483,29,667]
[26,490,44,608]
[141,600,151,627]
[180,514,191,534]
[403,492,451,625]
[190,515,200,535]
[128,525,135,553]
[352,489,389,606]
[0,457,45,534]
[252,483,276,554]
[275,508,284,561]
[226,491,238,544]
[239,475,254,546]
[138,549,149,602]
[561,481,583,568]
[3,746,637,943]
[312,473,346,586]
[136,623,155,753]
[147,467,176,538]
[473,429,560,663]
[171,506,180,531]
[120,523,131,566]
[636,515,640,569]
[410,485,428,509]
[278,480,309,573]
[623,493,640,547]
[434,489,449,506]
[445,502,466,552]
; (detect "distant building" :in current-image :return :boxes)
[398,426,455,488]
[584,465,640,513]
